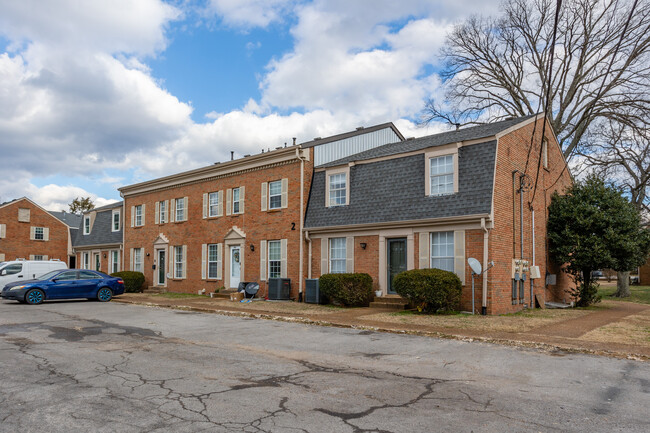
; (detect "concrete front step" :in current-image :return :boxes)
[211,290,237,299]
[375,296,408,304]
[143,286,166,294]
[369,300,409,310]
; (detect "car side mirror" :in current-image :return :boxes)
[1,270,5,276]
[52,278,58,282]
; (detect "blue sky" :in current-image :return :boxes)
[0,0,499,210]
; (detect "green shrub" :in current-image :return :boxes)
[393,269,462,313]
[110,271,145,293]
[319,273,373,307]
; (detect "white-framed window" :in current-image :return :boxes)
[33,255,44,260]
[232,188,241,214]
[328,173,347,207]
[542,139,548,169]
[134,248,143,272]
[268,240,282,278]
[175,198,185,221]
[84,216,91,235]
[268,181,282,210]
[111,250,119,274]
[208,244,219,279]
[34,227,44,240]
[135,205,143,226]
[83,252,90,270]
[329,237,346,274]
[159,200,167,224]
[112,210,120,232]
[174,246,184,278]
[95,254,101,271]
[430,155,454,196]
[209,192,219,217]
[431,231,454,272]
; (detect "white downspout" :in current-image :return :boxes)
[481,217,489,315]
[296,147,306,297]
[531,209,535,308]
[305,230,312,279]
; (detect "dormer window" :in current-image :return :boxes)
[325,167,350,207]
[429,155,454,196]
[112,209,120,232]
[84,216,91,235]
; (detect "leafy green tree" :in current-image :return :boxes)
[68,196,95,214]
[547,175,650,306]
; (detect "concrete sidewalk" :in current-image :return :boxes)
[113,293,650,361]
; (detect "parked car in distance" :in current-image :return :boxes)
[591,270,603,280]
[0,259,67,288]
[0,269,124,305]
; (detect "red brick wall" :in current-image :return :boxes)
[76,249,122,273]
[489,117,574,314]
[0,199,70,265]
[638,260,650,285]
[123,156,313,298]
[309,230,485,312]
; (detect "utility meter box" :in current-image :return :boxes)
[529,266,541,279]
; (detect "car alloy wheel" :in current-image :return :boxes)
[25,289,45,305]
[97,288,113,302]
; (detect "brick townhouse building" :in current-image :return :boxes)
[0,197,80,266]
[304,115,574,315]
[118,123,404,297]
[73,201,124,274]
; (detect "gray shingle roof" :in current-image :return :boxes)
[304,141,496,228]
[49,211,82,228]
[92,201,123,212]
[73,207,123,247]
[320,114,535,168]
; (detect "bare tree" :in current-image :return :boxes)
[423,0,650,159]
[577,119,650,296]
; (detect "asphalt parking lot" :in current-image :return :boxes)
[0,300,648,432]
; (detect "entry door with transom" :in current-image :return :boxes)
[230,246,241,288]
[387,238,407,294]
[157,249,166,286]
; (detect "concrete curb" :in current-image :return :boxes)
[111,298,649,362]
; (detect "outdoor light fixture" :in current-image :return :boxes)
[360,243,367,250]
[250,244,255,252]
[146,253,150,257]
[103,253,107,259]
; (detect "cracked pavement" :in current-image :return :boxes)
[0,300,648,432]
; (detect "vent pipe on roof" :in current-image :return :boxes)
[454,123,460,131]
[284,142,287,148]
[231,151,234,161]
[356,126,364,131]
[293,137,296,145]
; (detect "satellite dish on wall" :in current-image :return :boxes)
[468,258,482,275]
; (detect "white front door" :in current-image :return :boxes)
[230,246,241,288]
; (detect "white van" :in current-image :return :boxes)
[0,260,68,288]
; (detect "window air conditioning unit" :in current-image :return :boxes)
[304,279,327,304]
[268,278,291,300]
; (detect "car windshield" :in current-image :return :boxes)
[38,270,62,281]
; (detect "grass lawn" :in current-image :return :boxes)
[598,284,650,304]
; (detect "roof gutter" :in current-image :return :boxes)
[304,214,491,235]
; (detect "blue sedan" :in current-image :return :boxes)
[0,269,125,305]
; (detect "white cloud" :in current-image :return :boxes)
[0,174,117,212]
[0,0,180,56]
[206,0,297,28]
[0,0,503,202]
